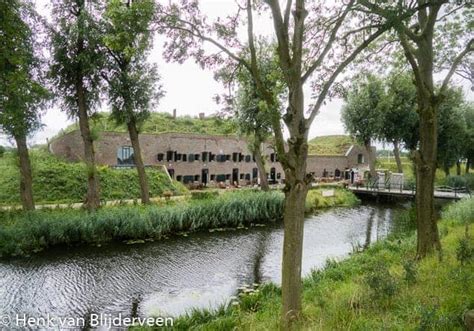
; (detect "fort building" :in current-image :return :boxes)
[49,130,375,186]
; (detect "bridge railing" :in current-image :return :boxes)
[361,177,408,194]
[435,185,471,198]
[353,179,471,198]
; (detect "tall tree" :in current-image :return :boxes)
[436,87,467,176]
[379,72,419,173]
[217,41,285,191]
[461,102,474,173]
[156,0,411,325]
[359,0,473,258]
[50,0,104,211]
[103,0,162,204]
[234,91,272,191]
[0,0,50,211]
[341,74,385,178]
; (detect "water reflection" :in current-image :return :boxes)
[0,203,401,320]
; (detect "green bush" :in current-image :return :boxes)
[0,146,5,157]
[403,177,416,190]
[456,237,473,265]
[402,259,418,284]
[443,174,474,190]
[190,190,219,200]
[305,187,360,211]
[0,191,284,257]
[364,260,398,301]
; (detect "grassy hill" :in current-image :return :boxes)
[308,135,355,155]
[0,149,186,205]
[58,112,238,137]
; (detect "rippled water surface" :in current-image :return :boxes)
[0,202,402,321]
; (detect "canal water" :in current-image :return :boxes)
[0,202,404,322]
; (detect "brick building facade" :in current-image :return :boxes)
[50,130,374,186]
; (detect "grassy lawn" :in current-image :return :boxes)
[0,149,186,206]
[140,198,474,330]
[56,112,238,137]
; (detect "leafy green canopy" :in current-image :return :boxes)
[0,0,49,138]
[378,72,419,151]
[437,87,469,171]
[103,0,162,126]
[49,0,104,117]
[341,74,385,146]
[228,41,285,149]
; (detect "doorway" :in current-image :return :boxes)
[232,168,239,184]
[201,168,209,186]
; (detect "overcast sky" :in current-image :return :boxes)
[1,0,472,147]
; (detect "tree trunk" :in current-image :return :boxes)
[414,104,441,258]
[279,82,309,329]
[14,135,35,211]
[280,160,308,327]
[392,140,403,173]
[467,158,471,173]
[365,141,376,179]
[456,160,461,176]
[76,32,100,212]
[127,119,150,204]
[253,141,269,191]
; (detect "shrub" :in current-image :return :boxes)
[190,191,219,200]
[403,177,416,190]
[444,175,467,189]
[305,188,359,211]
[0,146,5,157]
[363,261,397,300]
[456,237,473,265]
[442,174,474,190]
[402,259,418,284]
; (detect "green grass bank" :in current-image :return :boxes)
[0,150,186,205]
[0,188,358,258]
[136,197,474,331]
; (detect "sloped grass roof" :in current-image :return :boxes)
[308,135,354,155]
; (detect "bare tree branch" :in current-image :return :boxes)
[302,0,355,83]
[307,27,387,126]
[357,0,423,42]
[265,0,292,75]
[440,38,474,93]
[283,0,292,29]
[398,33,424,92]
[246,0,289,167]
[157,10,252,72]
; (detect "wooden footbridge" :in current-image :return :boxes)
[348,182,471,201]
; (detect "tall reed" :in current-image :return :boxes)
[0,191,284,257]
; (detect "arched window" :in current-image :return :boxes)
[117,146,134,165]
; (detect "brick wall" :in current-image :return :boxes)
[50,130,375,184]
